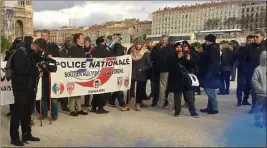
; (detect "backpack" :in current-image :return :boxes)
[5,47,27,81]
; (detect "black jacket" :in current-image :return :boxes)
[151,44,175,73]
[167,53,184,93]
[91,44,111,58]
[111,43,125,56]
[220,49,235,72]
[68,44,86,58]
[59,47,70,58]
[179,47,200,74]
[44,42,60,57]
[244,40,267,77]
[236,45,248,73]
[11,48,39,92]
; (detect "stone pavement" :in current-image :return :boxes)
[1,82,266,147]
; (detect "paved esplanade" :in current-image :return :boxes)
[1,82,266,147]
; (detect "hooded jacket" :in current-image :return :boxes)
[252,51,267,97]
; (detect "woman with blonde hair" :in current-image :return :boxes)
[121,38,151,111]
[218,42,235,95]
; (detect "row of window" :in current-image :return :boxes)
[242,6,266,13]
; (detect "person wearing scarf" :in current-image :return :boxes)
[121,38,151,111]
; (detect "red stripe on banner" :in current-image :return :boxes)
[106,57,116,61]
[75,67,114,87]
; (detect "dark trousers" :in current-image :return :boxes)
[10,91,35,141]
[127,80,146,104]
[231,63,237,81]
[152,72,160,105]
[174,90,196,114]
[109,91,125,106]
[219,71,231,94]
[91,93,109,110]
[236,69,249,102]
[84,95,90,105]
[60,97,69,110]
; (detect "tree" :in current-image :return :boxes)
[1,35,11,53]
[191,42,202,50]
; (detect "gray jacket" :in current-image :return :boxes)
[252,51,267,97]
[131,52,151,82]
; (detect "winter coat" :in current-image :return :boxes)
[220,49,235,72]
[252,51,267,97]
[167,52,184,93]
[11,48,39,92]
[91,44,111,58]
[199,43,221,89]
[111,43,125,56]
[236,45,248,73]
[150,44,175,73]
[59,47,70,58]
[244,40,267,77]
[131,47,151,82]
[45,42,60,57]
[68,44,86,58]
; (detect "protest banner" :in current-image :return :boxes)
[50,55,132,98]
[0,62,42,105]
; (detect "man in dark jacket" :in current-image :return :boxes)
[108,38,126,107]
[236,35,255,106]
[58,36,72,111]
[67,33,89,116]
[244,31,266,113]
[10,38,46,146]
[150,35,175,108]
[91,36,111,114]
[36,29,60,121]
[199,34,220,115]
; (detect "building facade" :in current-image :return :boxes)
[151,1,267,42]
[0,0,33,41]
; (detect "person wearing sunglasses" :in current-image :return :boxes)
[244,31,267,114]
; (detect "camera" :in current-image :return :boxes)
[37,55,57,73]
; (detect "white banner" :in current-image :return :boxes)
[1,62,42,105]
[50,55,132,98]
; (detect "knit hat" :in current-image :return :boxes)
[135,38,144,45]
[96,36,105,45]
[205,34,216,43]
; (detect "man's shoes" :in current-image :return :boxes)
[217,92,225,95]
[52,117,58,121]
[174,112,180,117]
[81,104,91,107]
[236,102,242,107]
[96,108,109,114]
[107,102,117,107]
[22,133,40,142]
[11,139,24,146]
[135,104,141,111]
[140,102,149,108]
[200,108,210,113]
[255,122,263,128]
[6,112,11,117]
[77,110,88,115]
[191,112,200,118]
[207,110,219,115]
[70,111,79,116]
[91,108,97,113]
[242,101,251,106]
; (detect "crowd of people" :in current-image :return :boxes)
[3,29,266,146]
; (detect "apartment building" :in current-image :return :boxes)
[151,1,267,40]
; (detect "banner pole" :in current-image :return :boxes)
[48,72,52,124]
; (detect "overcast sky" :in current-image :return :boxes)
[32,1,201,29]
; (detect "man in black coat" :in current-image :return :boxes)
[67,33,89,116]
[108,39,126,107]
[244,31,266,113]
[199,34,220,115]
[236,35,255,106]
[150,35,175,108]
[10,38,46,146]
[90,36,111,114]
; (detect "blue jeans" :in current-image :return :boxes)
[254,95,266,124]
[204,88,218,111]
[41,78,58,119]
